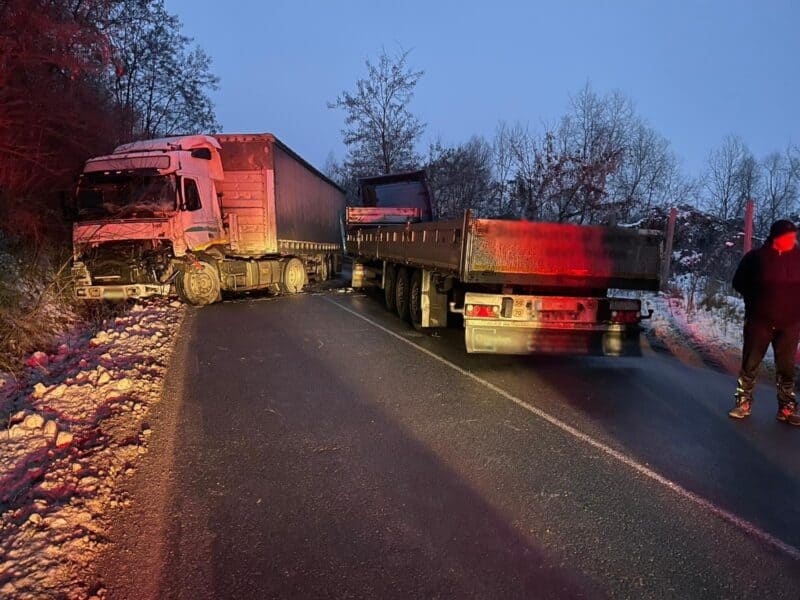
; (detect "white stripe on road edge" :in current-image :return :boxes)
[326,297,800,562]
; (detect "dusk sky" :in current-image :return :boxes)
[166,0,799,179]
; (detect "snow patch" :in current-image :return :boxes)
[0,299,184,599]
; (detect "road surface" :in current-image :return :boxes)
[99,288,800,599]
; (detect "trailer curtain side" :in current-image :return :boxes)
[216,134,346,257]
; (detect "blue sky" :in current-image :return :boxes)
[165,0,799,177]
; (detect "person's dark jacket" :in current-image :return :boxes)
[732,244,800,326]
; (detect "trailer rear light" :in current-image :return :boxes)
[610,310,640,324]
[465,303,499,318]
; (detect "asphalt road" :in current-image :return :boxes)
[100,288,800,599]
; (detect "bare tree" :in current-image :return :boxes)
[426,136,494,218]
[108,0,220,141]
[756,150,799,236]
[506,122,543,219]
[736,152,761,213]
[607,120,678,215]
[329,48,425,176]
[561,84,633,168]
[703,135,753,220]
[488,86,688,225]
[538,85,636,224]
[491,121,515,216]
[789,145,800,184]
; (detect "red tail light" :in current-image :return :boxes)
[610,310,640,324]
[465,304,499,318]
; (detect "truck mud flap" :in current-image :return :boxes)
[464,325,642,357]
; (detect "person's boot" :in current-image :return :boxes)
[729,374,755,419]
[777,401,800,426]
[728,396,752,419]
[776,375,800,425]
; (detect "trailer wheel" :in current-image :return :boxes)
[316,254,329,282]
[409,269,423,329]
[384,263,397,312]
[281,257,307,294]
[395,267,411,321]
[326,254,335,279]
[177,260,221,306]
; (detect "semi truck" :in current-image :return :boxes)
[347,171,662,356]
[71,133,346,305]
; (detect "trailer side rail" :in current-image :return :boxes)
[347,217,465,275]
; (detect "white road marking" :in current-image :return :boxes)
[326,297,800,562]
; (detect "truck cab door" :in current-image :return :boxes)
[179,176,225,252]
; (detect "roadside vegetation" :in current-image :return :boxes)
[0,0,219,375]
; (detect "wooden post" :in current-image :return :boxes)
[743,198,754,255]
[660,207,677,290]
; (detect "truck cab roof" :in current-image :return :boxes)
[84,135,224,180]
[114,135,221,154]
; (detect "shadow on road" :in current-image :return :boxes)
[159,298,601,599]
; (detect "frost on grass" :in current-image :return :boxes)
[619,276,777,373]
[0,299,184,599]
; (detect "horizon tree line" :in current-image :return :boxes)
[328,49,800,241]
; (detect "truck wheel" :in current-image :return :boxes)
[316,254,329,282]
[325,255,335,280]
[281,258,306,294]
[384,264,397,312]
[177,261,221,306]
[409,269,423,329]
[395,267,410,321]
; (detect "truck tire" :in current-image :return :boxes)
[395,267,411,321]
[384,263,397,312]
[281,257,306,294]
[177,260,221,306]
[326,255,335,280]
[409,269,423,329]
[316,254,329,282]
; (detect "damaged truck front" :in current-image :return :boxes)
[72,134,346,305]
[72,140,211,301]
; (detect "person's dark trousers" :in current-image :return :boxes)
[736,319,800,406]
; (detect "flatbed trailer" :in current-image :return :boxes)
[347,172,662,356]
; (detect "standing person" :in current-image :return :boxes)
[729,219,800,426]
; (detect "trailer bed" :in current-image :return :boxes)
[348,213,662,291]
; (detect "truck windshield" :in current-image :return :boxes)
[76,170,177,220]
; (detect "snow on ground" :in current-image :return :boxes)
[0,299,184,600]
[622,277,786,375]
[644,291,748,373]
